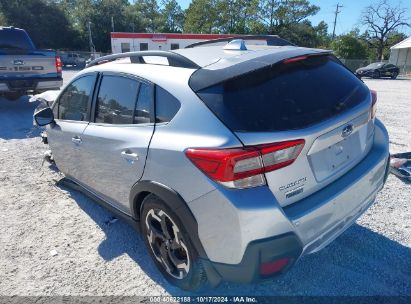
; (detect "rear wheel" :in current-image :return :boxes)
[140,194,209,291]
[391,71,398,79]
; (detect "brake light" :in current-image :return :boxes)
[370,89,377,119]
[283,56,308,64]
[55,56,62,73]
[185,140,304,189]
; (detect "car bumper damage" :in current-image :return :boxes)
[190,119,389,283]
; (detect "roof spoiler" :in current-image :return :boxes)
[189,49,332,92]
[86,51,200,69]
[185,35,295,48]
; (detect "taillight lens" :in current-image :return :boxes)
[55,56,62,73]
[370,89,377,119]
[283,56,308,64]
[185,139,304,189]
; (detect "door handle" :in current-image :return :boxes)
[121,150,139,163]
[71,136,82,144]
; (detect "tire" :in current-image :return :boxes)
[140,194,209,291]
[4,92,22,101]
[372,71,380,79]
[391,71,398,79]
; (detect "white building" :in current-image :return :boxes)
[389,36,411,74]
[111,32,252,53]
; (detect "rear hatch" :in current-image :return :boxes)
[196,54,375,207]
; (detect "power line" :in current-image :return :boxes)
[332,3,343,40]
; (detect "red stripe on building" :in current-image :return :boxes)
[111,32,239,40]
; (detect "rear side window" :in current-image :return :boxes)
[0,29,35,50]
[58,75,95,121]
[197,55,369,132]
[155,86,180,123]
[96,75,139,124]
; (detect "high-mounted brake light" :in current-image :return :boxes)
[185,140,305,189]
[283,56,308,64]
[55,56,62,73]
[370,90,377,119]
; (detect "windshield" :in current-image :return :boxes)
[197,55,369,132]
[366,62,384,68]
[0,29,35,50]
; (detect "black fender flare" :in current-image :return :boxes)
[129,180,208,259]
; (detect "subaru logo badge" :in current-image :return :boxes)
[13,60,25,65]
[342,124,353,138]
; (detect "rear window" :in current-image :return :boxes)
[197,55,369,132]
[0,29,35,50]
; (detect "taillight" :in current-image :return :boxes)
[185,140,304,189]
[283,56,308,64]
[55,56,62,73]
[370,89,377,119]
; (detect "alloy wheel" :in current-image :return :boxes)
[145,208,190,279]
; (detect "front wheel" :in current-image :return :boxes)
[391,71,398,79]
[140,194,209,291]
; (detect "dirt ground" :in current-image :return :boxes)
[0,72,410,296]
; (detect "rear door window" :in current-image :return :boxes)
[95,75,139,124]
[135,82,152,124]
[197,55,369,132]
[58,75,96,121]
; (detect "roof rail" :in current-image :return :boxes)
[185,35,295,48]
[86,51,200,69]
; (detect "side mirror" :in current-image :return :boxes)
[34,107,55,126]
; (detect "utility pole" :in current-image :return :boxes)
[332,3,343,40]
[88,21,96,57]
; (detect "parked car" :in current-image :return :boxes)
[60,52,86,68]
[0,26,62,100]
[355,62,400,79]
[34,37,390,291]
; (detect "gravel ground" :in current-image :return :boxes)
[0,72,410,297]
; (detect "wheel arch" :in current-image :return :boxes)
[129,180,208,259]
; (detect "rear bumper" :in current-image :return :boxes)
[189,119,389,283]
[210,233,303,283]
[284,119,389,254]
[0,77,62,93]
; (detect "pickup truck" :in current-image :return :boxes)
[0,26,63,100]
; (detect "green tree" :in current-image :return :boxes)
[0,0,80,49]
[275,0,319,28]
[216,0,259,34]
[331,32,368,59]
[160,0,185,32]
[133,0,162,33]
[184,0,218,33]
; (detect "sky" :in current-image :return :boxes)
[176,0,411,36]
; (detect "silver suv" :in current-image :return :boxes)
[34,37,390,291]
